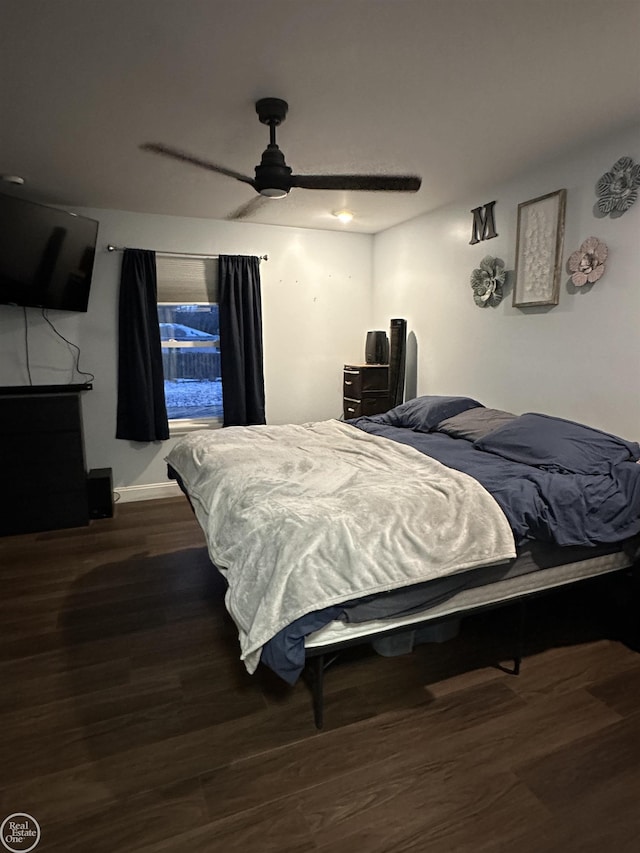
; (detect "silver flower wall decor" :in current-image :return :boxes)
[470,256,506,307]
[595,156,640,216]
[567,237,608,287]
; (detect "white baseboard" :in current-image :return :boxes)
[115,481,183,503]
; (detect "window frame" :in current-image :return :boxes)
[155,254,223,435]
[158,301,223,435]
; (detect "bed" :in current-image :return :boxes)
[166,396,640,726]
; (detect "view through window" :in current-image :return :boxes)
[158,303,223,422]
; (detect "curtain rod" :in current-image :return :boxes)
[105,244,268,261]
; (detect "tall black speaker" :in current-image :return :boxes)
[388,318,407,408]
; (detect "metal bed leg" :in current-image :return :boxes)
[497,599,526,676]
[310,654,325,730]
[512,599,526,676]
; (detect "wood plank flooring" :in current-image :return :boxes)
[1,497,639,852]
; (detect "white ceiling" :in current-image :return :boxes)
[1,0,638,234]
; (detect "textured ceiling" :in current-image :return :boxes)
[1,0,638,233]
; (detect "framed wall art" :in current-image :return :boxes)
[513,189,567,307]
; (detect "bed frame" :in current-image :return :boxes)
[168,463,639,728]
[303,548,638,728]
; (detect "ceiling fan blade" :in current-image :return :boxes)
[140,143,256,186]
[290,174,421,192]
[227,195,269,221]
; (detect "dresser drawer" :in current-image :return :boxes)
[343,366,389,398]
[343,396,391,419]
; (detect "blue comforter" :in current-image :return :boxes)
[260,397,640,682]
[349,421,640,547]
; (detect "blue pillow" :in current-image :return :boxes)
[375,395,483,433]
[436,407,518,441]
[474,412,640,474]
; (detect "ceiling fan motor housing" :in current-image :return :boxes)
[254,143,293,197]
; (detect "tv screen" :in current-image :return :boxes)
[0,194,98,312]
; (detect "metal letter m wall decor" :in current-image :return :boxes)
[470,201,498,244]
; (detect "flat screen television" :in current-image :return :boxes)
[0,193,98,312]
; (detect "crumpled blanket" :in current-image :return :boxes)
[166,419,516,673]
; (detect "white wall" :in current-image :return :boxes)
[2,124,637,496]
[0,210,373,489]
[373,124,640,440]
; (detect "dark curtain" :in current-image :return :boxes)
[116,249,169,441]
[219,255,266,427]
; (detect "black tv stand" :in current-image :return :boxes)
[0,383,92,397]
[0,386,91,535]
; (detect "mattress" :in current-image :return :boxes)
[305,547,635,651]
[337,540,628,624]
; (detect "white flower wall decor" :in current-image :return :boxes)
[470,256,506,307]
[567,237,608,287]
[595,156,640,217]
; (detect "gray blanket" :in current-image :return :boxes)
[166,420,516,672]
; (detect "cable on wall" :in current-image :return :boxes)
[41,308,95,383]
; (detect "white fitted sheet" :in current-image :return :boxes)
[305,549,632,650]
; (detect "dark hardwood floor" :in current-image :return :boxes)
[1,497,639,852]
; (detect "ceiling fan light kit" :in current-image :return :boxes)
[333,209,354,223]
[141,96,422,219]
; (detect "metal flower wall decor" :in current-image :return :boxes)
[470,256,506,307]
[567,237,608,287]
[595,156,640,216]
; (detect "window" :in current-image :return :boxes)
[156,256,223,431]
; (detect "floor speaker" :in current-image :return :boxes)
[388,318,407,408]
[87,468,114,519]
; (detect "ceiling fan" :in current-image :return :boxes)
[141,98,422,219]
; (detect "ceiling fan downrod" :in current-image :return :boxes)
[254,98,292,197]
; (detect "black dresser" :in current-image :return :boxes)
[0,385,91,535]
[342,364,391,419]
